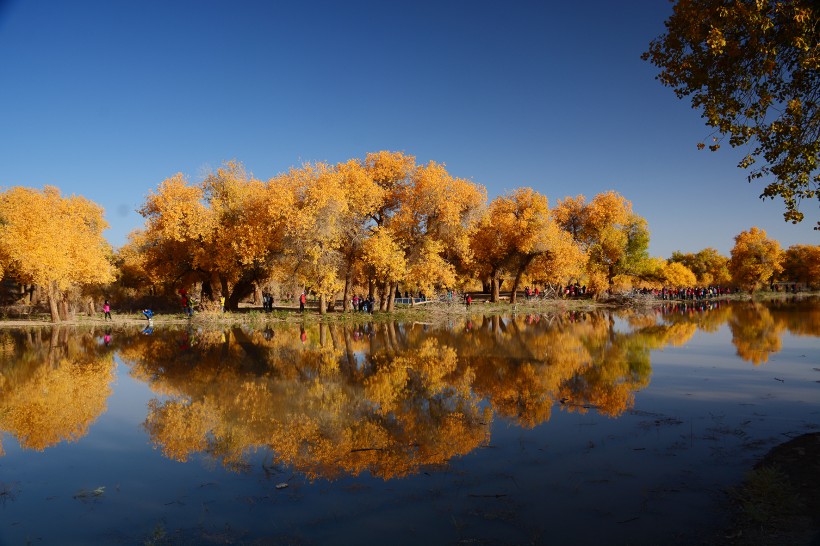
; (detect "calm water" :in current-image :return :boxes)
[1,299,818,545]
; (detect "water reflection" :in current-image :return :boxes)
[0,328,115,455]
[1,298,818,480]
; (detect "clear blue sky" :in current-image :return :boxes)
[0,0,816,258]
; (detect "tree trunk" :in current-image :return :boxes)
[227,278,255,311]
[379,282,388,311]
[490,270,501,303]
[319,293,327,315]
[607,265,615,293]
[221,276,231,306]
[58,294,70,321]
[46,282,61,323]
[213,273,225,300]
[253,284,262,306]
[342,272,351,311]
[386,282,395,312]
[510,255,536,304]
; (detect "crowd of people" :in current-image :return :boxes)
[351,294,376,313]
[522,284,587,300]
[633,286,732,300]
[98,278,808,324]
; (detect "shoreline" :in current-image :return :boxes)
[0,291,816,329]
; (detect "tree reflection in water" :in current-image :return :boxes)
[1,298,817,478]
[0,327,115,455]
[117,307,708,479]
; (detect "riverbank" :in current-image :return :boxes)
[715,432,820,545]
[3,291,816,329]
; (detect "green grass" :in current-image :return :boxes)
[730,465,802,526]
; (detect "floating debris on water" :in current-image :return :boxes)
[73,486,105,500]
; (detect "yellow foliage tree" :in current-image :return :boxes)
[729,227,784,292]
[365,150,415,227]
[471,188,563,302]
[554,191,650,294]
[335,158,386,309]
[131,163,293,309]
[780,244,820,289]
[528,222,587,291]
[0,186,114,322]
[669,247,731,286]
[663,261,697,288]
[362,226,407,302]
[278,163,350,313]
[387,160,485,306]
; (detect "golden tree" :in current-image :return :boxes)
[669,247,731,286]
[203,161,292,307]
[663,261,697,288]
[554,191,651,294]
[335,158,386,309]
[528,223,587,292]
[361,226,407,307]
[644,0,820,227]
[729,227,784,292]
[471,188,561,302]
[277,162,354,313]
[780,244,820,288]
[365,150,415,228]
[0,186,114,322]
[389,161,486,304]
[131,163,293,309]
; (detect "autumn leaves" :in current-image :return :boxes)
[120,152,660,311]
[0,187,114,322]
[643,0,820,227]
[0,151,815,324]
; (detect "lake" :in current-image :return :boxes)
[1,298,818,545]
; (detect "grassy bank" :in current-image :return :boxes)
[1,291,817,328]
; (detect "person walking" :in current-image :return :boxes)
[103,300,112,321]
[299,291,307,312]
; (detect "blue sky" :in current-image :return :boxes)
[0,0,816,258]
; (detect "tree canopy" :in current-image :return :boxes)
[0,186,114,321]
[729,226,785,291]
[643,0,820,228]
[669,247,732,286]
[553,191,650,292]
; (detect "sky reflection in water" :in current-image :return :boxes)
[0,298,818,545]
